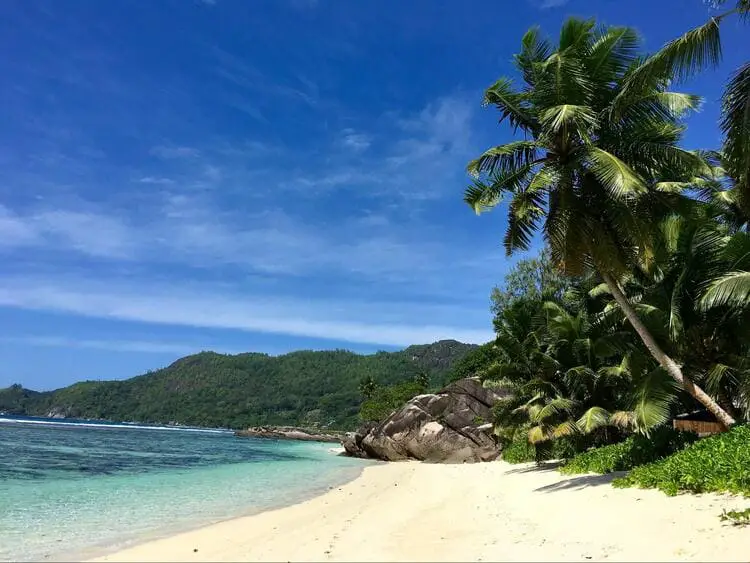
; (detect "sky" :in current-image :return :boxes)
[0,0,747,389]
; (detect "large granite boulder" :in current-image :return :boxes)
[343,378,505,463]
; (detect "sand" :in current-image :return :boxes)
[89,460,749,562]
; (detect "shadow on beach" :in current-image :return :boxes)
[506,461,564,474]
[533,471,628,493]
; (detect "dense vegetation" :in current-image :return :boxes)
[613,425,750,496]
[462,6,750,483]
[0,341,475,430]
[358,372,430,423]
[560,427,698,475]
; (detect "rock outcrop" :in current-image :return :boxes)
[342,378,505,463]
[235,426,343,443]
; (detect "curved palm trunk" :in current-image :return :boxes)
[600,272,736,430]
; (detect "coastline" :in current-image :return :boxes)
[58,451,369,563]
[88,460,749,563]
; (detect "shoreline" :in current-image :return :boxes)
[63,453,369,563]
[88,460,749,563]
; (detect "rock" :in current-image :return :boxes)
[342,377,507,463]
[234,426,343,443]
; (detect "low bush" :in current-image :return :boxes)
[502,433,536,464]
[560,426,698,475]
[613,424,750,496]
[501,432,584,464]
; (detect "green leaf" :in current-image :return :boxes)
[467,141,539,178]
[540,104,597,137]
[482,78,537,133]
[577,406,612,433]
[585,147,646,198]
[700,271,750,310]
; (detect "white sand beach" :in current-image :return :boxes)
[89,460,749,562]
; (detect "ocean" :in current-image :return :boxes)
[0,416,370,562]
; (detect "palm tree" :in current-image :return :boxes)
[632,1,749,219]
[597,209,750,421]
[465,19,737,428]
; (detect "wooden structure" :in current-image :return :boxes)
[672,409,724,436]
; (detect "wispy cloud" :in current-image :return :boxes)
[0,276,493,347]
[138,176,175,185]
[213,48,320,109]
[0,335,228,355]
[339,129,371,152]
[536,0,569,8]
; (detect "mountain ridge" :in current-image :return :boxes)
[0,340,477,430]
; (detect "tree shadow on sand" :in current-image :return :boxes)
[534,471,628,493]
[506,461,564,474]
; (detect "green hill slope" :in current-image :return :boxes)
[0,340,475,429]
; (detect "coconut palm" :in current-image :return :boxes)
[596,209,750,420]
[465,19,737,428]
[629,1,749,219]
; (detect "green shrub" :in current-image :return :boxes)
[613,424,750,496]
[502,434,537,464]
[561,426,698,475]
[359,380,426,423]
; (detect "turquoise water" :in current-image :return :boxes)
[0,416,370,562]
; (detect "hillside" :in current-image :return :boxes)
[0,340,476,429]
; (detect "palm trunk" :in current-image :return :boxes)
[600,272,736,430]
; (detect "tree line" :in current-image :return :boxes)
[463,3,749,454]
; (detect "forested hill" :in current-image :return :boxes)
[0,340,476,429]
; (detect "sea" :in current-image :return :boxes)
[0,415,371,562]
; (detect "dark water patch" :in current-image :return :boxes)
[0,418,320,482]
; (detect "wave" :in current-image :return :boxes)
[0,416,231,434]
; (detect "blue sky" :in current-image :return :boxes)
[0,0,747,389]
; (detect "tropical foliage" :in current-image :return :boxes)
[613,424,750,496]
[466,15,750,458]
[560,426,698,475]
[358,372,430,423]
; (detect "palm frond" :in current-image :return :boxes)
[585,147,646,198]
[552,420,579,438]
[637,17,723,84]
[705,363,738,396]
[503,181,546,254]
[720,61,750,208]
[467,140,539,178]
[577,406,612,433]
[464,164,534,214]
[630,368,679,436]
[540,104,597,141]
[515,26,552,84]
[587,26,640,78]
[482,77,537,133]
[558,17,596,52]
[532,397,577,422]
[527,424,547,444]
[700,271,750,310]
[588,282,611,298]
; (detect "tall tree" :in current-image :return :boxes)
[465,19,736,427]
[631,0,750,219]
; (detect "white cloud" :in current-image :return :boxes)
[0,277,494,347]
[340,129,371,152]
[0,335,225,355]
[138,176,175,185]
[537,0,569,8]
